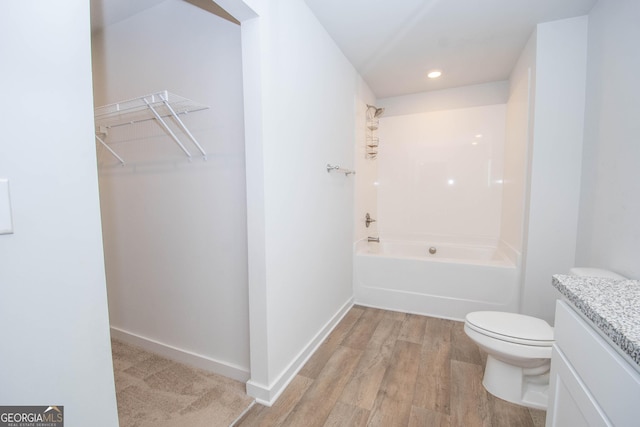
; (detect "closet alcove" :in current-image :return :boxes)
[90,0,250,381]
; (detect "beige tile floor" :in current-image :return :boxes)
[111,339,253,427]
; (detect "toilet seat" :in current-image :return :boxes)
[465,311,554,347]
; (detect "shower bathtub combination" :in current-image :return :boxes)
[353,239,520,321]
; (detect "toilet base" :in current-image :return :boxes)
[482,354,549,410]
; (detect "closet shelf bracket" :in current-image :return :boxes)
[94,90,209,164]
[95,134,125,165]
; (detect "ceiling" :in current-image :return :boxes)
[90,0,166,31]
[90,0,597,98]
[90,0,237,32]
[303,0,597,98]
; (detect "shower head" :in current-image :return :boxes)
[367,104,385,118]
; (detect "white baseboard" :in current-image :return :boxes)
[110,327,250,382]
[246,297,354,406]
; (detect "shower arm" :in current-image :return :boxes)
[366,104,385,119]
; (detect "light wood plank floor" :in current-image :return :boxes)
[236,306,546,427]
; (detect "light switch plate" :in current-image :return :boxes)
[0,179,14,234]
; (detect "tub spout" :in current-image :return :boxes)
[368,236,380,243]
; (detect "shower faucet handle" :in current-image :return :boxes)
[365,213,376,228]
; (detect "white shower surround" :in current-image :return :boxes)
[355,101,521,319]
[377,104,507,240]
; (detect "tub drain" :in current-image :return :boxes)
[429,247,437,255]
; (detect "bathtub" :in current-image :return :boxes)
[353,239,520,320]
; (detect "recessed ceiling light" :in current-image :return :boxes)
[471,141,479,146]
[427,70,442,79]
[475,134,483,138]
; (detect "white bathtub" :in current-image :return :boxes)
[353,239,520,320]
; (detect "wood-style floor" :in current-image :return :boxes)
[236,306,546,427]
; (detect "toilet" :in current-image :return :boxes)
[464,267,626,410]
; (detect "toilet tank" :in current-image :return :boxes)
[569,267,626,280]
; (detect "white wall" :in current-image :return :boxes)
[241,0,359,404]
[0,2,118,425]
[576,0,640,280]
[501,34,535,255]
[377,105,506,242]
[92,0,250,379]
[521,17,588,323]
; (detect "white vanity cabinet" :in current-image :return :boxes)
[546,300,640,427]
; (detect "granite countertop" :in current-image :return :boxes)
[553,274,640,368]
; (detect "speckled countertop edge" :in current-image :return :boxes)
[553,274,640,368]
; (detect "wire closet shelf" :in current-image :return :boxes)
[94,90,209,165]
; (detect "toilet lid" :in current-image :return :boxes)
[465,311,554,346]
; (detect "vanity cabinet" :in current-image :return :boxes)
[546,300,640,427]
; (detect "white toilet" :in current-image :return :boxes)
[464,267,626,410]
